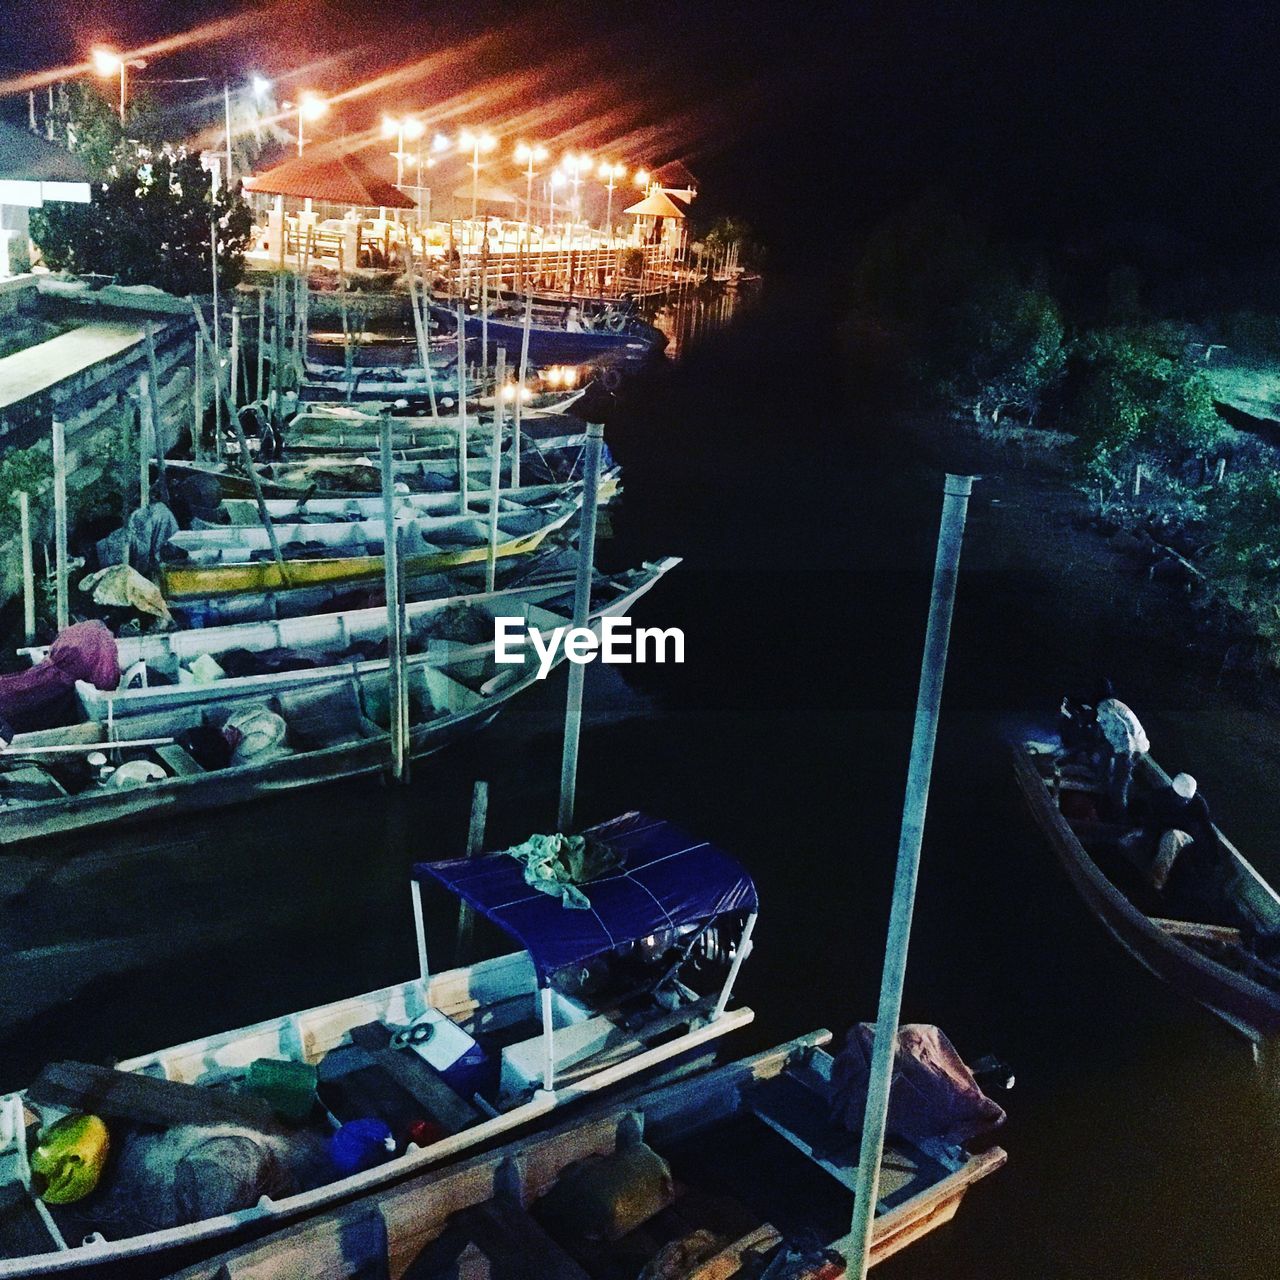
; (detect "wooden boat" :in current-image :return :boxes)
[55,562,678,723]
[0,561,671,844]
[159,494,581,600]
[0,812,758,1275]
[431,304,666,368]
[163,545,581,630]
[1011,736,1280,1046]
[159,1030,1006,1280]
[218,475,619,525]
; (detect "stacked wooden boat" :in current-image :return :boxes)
[0,561,675,845]
[159,1032,1006,1280]
[0,813,761,1276]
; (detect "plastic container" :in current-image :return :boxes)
[245,1058,317,1123]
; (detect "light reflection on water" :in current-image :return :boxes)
[649,283,753,359]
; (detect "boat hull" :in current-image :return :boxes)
[1011,740,1280,1042]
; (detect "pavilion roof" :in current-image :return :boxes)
[623,189,689,219]
[245,146,415,209]
[0,123,93,183]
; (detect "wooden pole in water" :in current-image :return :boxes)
[844,474,975,1280]
[485,349,505,592]
[210,217,222,445]
[480,257,489,375]
[52,419,69,632]
[18,491,34,644]
[456,301,469,513]
[514,289,533,490]
[190,299,287,578]
[403,243,439,419]
[229,306,241,417]
[137,374,152,510]
[193,339,204,463]
[143,322,167,499]
[557,422,605,831]
[454,779,489,964]
[256,287,266,402]
[380,414,406,783]
[396,521,410,774]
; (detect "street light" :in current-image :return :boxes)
[382,114,425,189]
[287,92,328,157]
[634,168,651,190]
[91,47,147,123]
[560,153,593,251]
[514,142,548,230]
[459,129,497,249]
[596,160,626,239]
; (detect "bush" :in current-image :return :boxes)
[31,148,253,295]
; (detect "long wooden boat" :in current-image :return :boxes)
[0,561,670,844]
[0,813,758,1276]
[164,545,580,630]
[218,474,618,525]
[159,1030,1006,1280]
[1012,736,1280,1044]
[431,304,666,368]
[56,562,677,723]
[158,494,581,599]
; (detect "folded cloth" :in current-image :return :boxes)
[503,831,624,910]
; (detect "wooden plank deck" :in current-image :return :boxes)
[0,320,144,411]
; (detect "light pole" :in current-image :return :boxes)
[288,92,327,157]
[223,74,270,188]
[459,129,496,250]
[382,114,425,224]
[597,161,626,241]
[560,153,593,245]
[91,48,147,124]
[514,142,548,230]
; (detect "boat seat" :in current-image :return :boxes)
[275,682,372,747]
[499,1013,621,1099]
[404,1201,590,1280]
[0,1183,59,1262]
[153,743,204,777]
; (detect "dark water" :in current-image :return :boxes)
[4,273,1280,1276]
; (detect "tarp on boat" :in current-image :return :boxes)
[414,812,758,983]
[0,621,119,736]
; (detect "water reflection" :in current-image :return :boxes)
[650,283,754,359]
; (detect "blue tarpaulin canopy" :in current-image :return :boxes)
[414,812,758,984]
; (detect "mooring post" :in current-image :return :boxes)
[381,414,407,783]
[190,299,287,578]
[514,290,533,490]
[143,322,167,500]
[455,780,490,964]
[137,374,152,510]
[486,349,505,591]
[210,217,222,445]
[403,243,439,419]
[18,491,34,644]
[456,300,469,513]
[557,422,605,832]
[256,287,266,402]
[229,305,241,417]
[52,419,69,633]
[844,474,975,1279]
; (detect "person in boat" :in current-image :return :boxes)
[1058,694,1097,759]
[1146,772,1215,890]
[1093,679,1150,814]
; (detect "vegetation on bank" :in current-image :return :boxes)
[28,83,253,295]
[852,199,1280,668]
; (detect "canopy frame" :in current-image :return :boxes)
[409,812,758,1096]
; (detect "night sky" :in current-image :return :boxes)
[5,1,1280,278]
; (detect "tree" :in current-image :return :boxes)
[949,278,1065,425]
[1064,324,1225,472]
[30,147,253,295]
